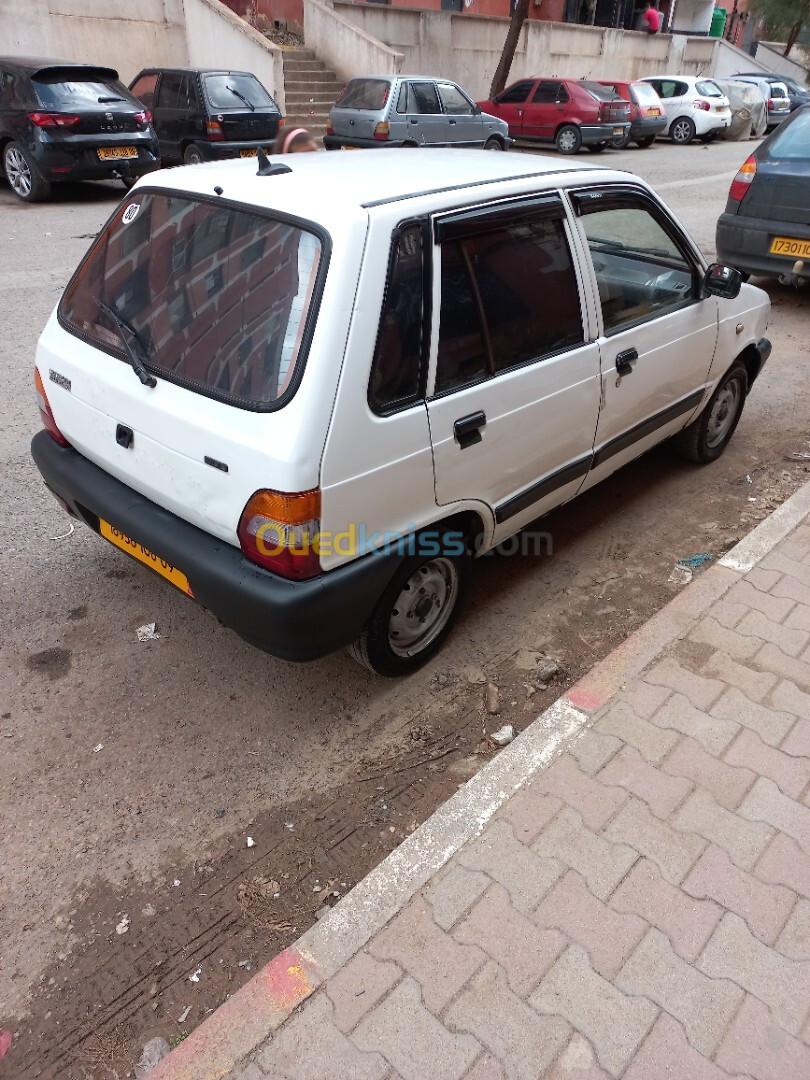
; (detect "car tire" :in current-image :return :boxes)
[120,176,140,190]
[484,136,505,150]
[3,141,50,202]
[635,135,656,148]
[184,144,203,165]
[348,550,469,676]
[555,124,582,155]
[611,131,632,149]
[674,361,748,464]
[700,130,719,143]
[587,142,608,153]
[670,116,696,145]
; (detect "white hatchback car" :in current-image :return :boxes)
[32,150,770,675]
[640,76,732,144]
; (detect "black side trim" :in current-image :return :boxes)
[495,455,592,524]
[592,388,705,468]
[435,195,564,243]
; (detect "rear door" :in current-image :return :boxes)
[521,81,566,141]
[425,195,602,544]
[741,108,810,241]
[405,81,447,145]
[152,72,186,160]
[570,187,719,492]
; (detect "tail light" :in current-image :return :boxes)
[729,154,757,202]
[326,123,334,135]
[694,99,711,111]
[35,369,70,447]
[206,120,224,141]
[27,112,79,128]
[767,98,775,109]
[373,122,389,141]
[134,110,153,127]
[238,488,321,580]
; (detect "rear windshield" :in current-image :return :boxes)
[33,78,131,109]
[582,81,621,101]
[336,79,390,111]
[203,74,275,111]
[60,193,325,410]
[768,84,788,98]
[696,80,724,98]
[631,82,661,105]
[766,108,810,159]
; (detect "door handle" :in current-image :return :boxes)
[615,348,638,377]
[454,411,486,449]
[410,118,419,124]
[449,119,456,125]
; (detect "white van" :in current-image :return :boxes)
[32,150,770,674]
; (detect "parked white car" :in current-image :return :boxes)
[640,75,732,144]
[31,150,770,674]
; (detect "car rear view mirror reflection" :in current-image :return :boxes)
[704,263,743,300]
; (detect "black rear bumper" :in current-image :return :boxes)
[31,432,404,662]
[32,137,160,181]
[716,211,810,280]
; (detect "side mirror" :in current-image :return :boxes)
[704,262,743,300]
[474,104,482,115]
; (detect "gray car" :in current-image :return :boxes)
[324,76,510,151]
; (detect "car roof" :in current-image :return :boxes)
[0,56,118,79]
[132,68,256,77]
[140,148,629,225]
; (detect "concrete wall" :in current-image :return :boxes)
[756,41,810,85]
[0,0,284,105]
[327,1,763,98]
[0,0,188,84]
[304,0,403,83]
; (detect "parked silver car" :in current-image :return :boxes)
[324,76,511,151]
[731,75,792,129]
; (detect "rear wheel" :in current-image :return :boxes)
[700,130,719,143]
[555,124,582,155]
[484,136,505,150]
[670,116,696,145]
[348,551,468,676]
[674,362,747,464]
[635,135,656,148]
[4,141,50,202]
[184,144,203,165]
[611,130,632,149]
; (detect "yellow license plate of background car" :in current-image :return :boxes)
[770,236,810,259]
[648,108,661,116]
[240,149,260,157]
[99,519,193,595]
[97,147,138,160]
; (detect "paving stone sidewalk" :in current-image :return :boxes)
[153,486,810,1080]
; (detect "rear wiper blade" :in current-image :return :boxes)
[225,84,255,111]
[95,298,156,388]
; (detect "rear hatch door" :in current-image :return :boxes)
[201,72,281,143]
[31,67,149,142]
[743,110,810,227]
[329,77,392,140]
[39,188,330,544]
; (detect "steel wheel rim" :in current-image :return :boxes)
[558,129,577,152]
[187,149,202,164]
[706,378,741,448]
[672,120,691,143]
[388,558,459,657]
[6,147,32,197]
[485,139,502,151]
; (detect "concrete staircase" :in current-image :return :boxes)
[281,49,343,142]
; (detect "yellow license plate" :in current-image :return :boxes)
[770,236,810,259]
[341,145,359,150]
[100,519,193,596]
[97,147,138,160]
[240,148,264,157]
[715,106,726,113]
[648,108,661,116]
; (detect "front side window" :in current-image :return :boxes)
[369,225,426,412]
[436,215,583,394]
[438,83,474,115]
[496,81,534,105]
[579,202,695,334]
[60,193,325,410]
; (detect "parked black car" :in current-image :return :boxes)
[0,57,159,202]
[129,68,283,165]
[716,103,810,285]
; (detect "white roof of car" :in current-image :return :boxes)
[142,148,610,220]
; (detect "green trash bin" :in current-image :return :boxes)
[709,6,727,36]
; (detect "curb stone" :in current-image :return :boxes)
[150,476,810,1080]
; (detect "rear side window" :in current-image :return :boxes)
[156,73,188,110]
[130,73,158,108]
[337,79,390,111]
[204,74,274,110]
[631,82,661,106]
[369,225,426,412]
[532,82,562,105]
[766,108,810,158]
[435,215,583,394]
[32,77,131,108]
[60,194,325,410]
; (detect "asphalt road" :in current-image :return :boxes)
[1,136,808,1045]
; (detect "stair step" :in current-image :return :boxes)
[285,92,338,104]
[283,59,329,69]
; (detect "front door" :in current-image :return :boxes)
[488,79,535,138]
[426,197,602,545]
[437,81,482,145]
[570,187,718,491]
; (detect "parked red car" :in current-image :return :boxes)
[597,80,667,148]
[477,78,631,154]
